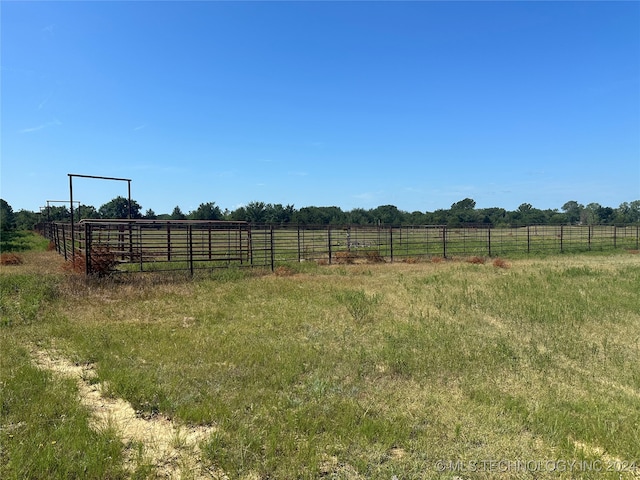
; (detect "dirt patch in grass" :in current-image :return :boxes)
[30,348,222,479]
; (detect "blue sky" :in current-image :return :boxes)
[2,1,639,215]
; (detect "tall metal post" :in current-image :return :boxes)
[69,175,75,259]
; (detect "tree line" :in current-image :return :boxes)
[1,197,639,233]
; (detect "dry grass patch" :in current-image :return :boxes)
[492,257,510,269]
[466,255,486,264]
[274,265,295,276]
[1,252,24,265]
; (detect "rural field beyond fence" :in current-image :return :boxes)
[37,220,640,275]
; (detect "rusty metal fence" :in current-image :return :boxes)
[37,221,640,275]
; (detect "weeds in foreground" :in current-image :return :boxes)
[336,289,381,323]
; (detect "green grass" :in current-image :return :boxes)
[2,243,640,478]
[0,230,50,253]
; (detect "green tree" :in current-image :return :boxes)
[244,201,267,223]
[144,209,157,220]
[478,207,507,226]
[98,196,142,219]
[189,202,223,221]
[370,205,405,225]
[583,203,601,225]
[264,204,295,225]
[615,201,640,224]
[47,205,71,222]
[76,204,100,220]
[449,198,478,226]
[561,201,584,224]
[407,211,427,225]
[228,206,247,222]
[596,206,615,224]
[170,206,186,220]
[346,208,373,225]
[15,209,40,230]
[0,199,16,232]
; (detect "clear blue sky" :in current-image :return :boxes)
[2,1,639,215]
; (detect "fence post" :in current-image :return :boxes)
[118,225,125,261]
[139,225,144,272]
[588,225,591,251]
[613,226,617,249]
[389,227,394,263]
[248,226,253,267]
[61,224,68,260]
[208,224,212,260]
[328,225,332,265]
[442,226,447,258]
[167,222,171,261]
[270,224,275,271]
[188,224,194,276]
[487,226,492,257]
[128,222,133,263]
[527,226,531,254]
[85,223,91,275]
[560,225,564,253]
[637,225,639,250]
[297,224,301,263]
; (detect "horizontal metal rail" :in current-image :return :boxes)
[37,222,639,275]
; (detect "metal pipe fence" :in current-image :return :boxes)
[37,221,639,275]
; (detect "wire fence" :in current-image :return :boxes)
[37,221,640,275]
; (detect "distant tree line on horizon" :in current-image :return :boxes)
[1,197,640,233]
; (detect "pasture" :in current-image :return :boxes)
[1,235,640,479]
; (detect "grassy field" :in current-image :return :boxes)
[2,233,640,479]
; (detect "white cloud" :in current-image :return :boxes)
[18,117,61,134]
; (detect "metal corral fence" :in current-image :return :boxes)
[37,221,640,275]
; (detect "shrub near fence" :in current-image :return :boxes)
[37,221,640,275]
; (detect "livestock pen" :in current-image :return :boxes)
[38,221,640,275]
